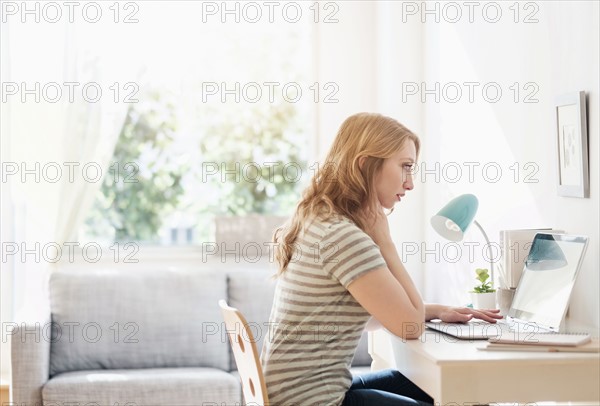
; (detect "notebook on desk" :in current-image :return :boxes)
[426,233,590,343]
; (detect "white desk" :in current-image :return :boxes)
[368,329,600,405]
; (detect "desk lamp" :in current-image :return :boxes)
[430,194,495,287]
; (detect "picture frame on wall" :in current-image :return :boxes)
[555,91,589,198]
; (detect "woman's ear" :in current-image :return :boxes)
[358,156,366,170]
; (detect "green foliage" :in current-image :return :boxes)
[85,92,188,242]
[472,268,496,293]
[84,95,306,244]
[198,102,307,216]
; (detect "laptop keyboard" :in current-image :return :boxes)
[425,320,591,343]
[425,321,516,339]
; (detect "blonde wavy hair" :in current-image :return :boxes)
[273,112,420,275]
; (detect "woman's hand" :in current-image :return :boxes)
[363,203,393,249]
[427,304,503,323]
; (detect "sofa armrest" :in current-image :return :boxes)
[11,321,50,406]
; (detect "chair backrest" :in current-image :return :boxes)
[219,300,270,406]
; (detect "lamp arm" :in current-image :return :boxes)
[473,220,494,287]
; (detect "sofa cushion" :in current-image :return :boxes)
[43,367,240,405]
[49,269,228,376]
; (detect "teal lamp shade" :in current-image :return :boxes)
[525,235,568,271]
[431,194,479,242]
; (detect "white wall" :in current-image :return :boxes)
[315,2,427,290]
[420,1,599,332]
[314,2,378,157]
[0,17,12,380]
[316,1,598,332]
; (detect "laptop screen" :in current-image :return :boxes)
[508,233,588,332]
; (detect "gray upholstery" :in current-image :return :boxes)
[10,321,50,406]
[11,266,373,406]
[49,269,229,376]
[43,368,241,405]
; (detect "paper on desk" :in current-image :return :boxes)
[478,338,600,353]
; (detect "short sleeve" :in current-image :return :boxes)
[322,221,387,288]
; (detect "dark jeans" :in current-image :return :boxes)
[342,369,434,406]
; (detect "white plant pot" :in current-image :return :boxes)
[470,292,497,310]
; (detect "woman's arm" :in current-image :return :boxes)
[349,206,425,339]
[377,240,426,320]
[348,266,424,339]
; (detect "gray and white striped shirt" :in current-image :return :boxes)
[260,215,386,406]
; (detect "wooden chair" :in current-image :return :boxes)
[219,300,270,406]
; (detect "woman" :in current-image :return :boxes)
[260,113,501,406]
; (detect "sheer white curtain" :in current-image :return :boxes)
[2,17,132,330]
[53,24,129,245]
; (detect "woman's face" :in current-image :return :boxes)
[374,141,417,209]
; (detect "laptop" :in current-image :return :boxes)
[426,233,590,341]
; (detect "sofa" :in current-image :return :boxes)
[11,266,373,405]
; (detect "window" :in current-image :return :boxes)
[78,2,315,246]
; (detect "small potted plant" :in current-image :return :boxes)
[470,268,496,309]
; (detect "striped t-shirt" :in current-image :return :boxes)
[260,214,387,406]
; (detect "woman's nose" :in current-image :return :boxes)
[404,174,414,190]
